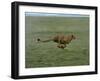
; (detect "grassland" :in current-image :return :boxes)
[25,16,89,68]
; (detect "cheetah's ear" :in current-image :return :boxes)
[72,34,76,39]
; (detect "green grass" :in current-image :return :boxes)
[25,16,89,68]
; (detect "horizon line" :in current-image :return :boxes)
[25,12,89,17]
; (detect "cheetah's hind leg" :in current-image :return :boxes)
[57,44,66,49]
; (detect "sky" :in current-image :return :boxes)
[25,12,89,17]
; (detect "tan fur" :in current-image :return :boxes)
[37,34,76,49]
